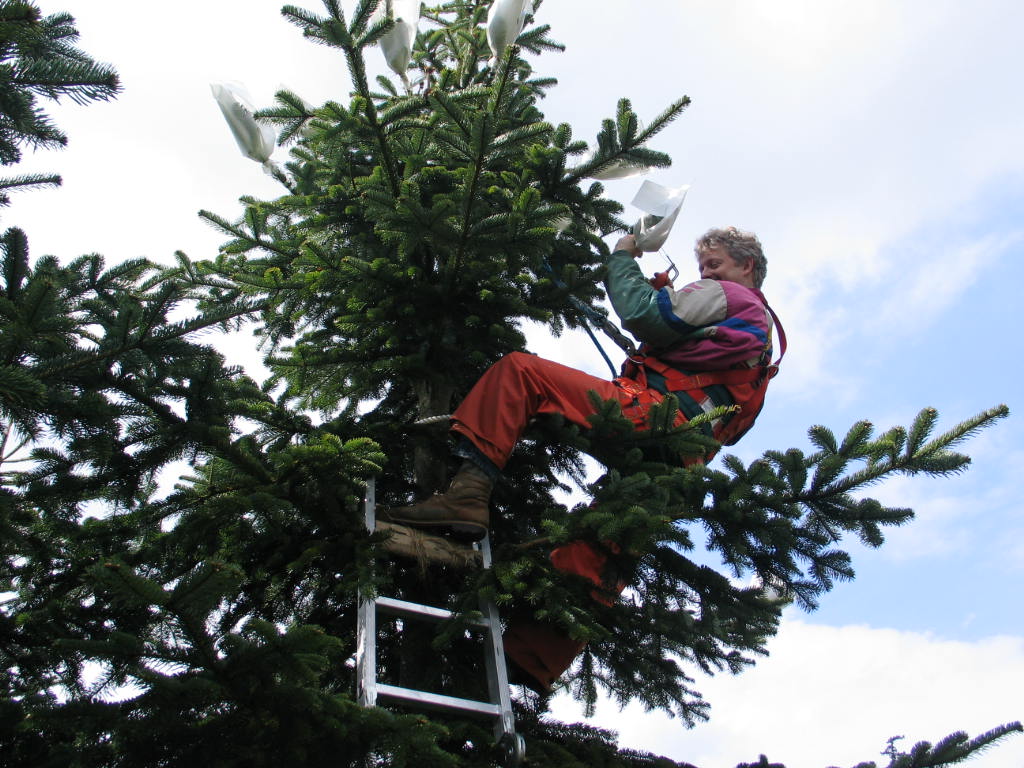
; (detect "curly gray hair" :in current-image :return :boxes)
[694,226,768,289]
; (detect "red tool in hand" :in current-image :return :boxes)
[648,257,678,290]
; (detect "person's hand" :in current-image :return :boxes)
[649,270,674,290]
[614,234,642,257]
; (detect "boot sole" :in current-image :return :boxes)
[382,515,488,543]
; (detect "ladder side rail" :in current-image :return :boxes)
[477,535,516,742]
[356,478,378,707]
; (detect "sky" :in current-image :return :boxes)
[8,1,1024,766]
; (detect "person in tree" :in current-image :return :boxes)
[383,225,782,539]
[383,225,783,693]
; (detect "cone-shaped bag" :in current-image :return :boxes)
[210,82,275,164]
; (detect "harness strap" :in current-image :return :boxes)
[764,300,787,365]
[623,353,774,394]
[642,357,768,389]
[614,296,786,450]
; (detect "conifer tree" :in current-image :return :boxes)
[1,1,1020,767]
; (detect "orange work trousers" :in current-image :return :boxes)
[448,352,678,692]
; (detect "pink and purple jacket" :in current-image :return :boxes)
[604,250,773,373]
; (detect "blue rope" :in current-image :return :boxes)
[579,312,617,376]
[542,258,633,377]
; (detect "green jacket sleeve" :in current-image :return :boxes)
[604,250,680,348]
[603,250,729,349]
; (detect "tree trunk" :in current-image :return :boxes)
[412,379,453,495]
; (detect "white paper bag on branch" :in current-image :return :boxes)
[571,149,651,180]
[631,180,689,252]
[552,215,572,233]
[591,160,651,181]
[371,0,420,84]
[210,82,275,165]
[487,0,529,59]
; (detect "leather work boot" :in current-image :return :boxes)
[380,462,492,541]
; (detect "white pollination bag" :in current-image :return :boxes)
[487,0,529,59]
[570,149,652,180]
[631,180,689,252]
[371,0,421,86]
[210,82,275,166]
[591,159,651,181]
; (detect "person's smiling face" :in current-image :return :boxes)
[697,245,755,288]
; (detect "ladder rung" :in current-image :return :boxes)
[375,596,488,627]
[376,682,502,719]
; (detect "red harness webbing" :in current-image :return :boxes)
[617,300,787,447]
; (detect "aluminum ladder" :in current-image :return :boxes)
[356,478,526,766]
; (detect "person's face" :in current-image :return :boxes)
[697,246,755,288]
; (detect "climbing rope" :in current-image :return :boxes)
[413,414,451,427]
[543,259,636,377]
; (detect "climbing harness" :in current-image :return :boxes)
[618,301,787,445]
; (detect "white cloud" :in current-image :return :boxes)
[866,231,1022,339]
[550,619,1024,768]
[864,475,977,561]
